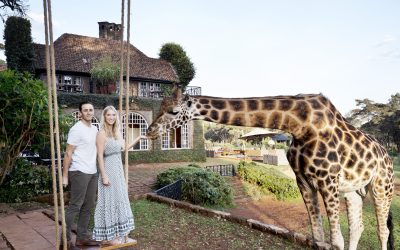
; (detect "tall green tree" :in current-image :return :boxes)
[347,93,400,153]
[4,16,34,73]
[0,0,28,22]
[159,42,195,88]
[0,71,70,185]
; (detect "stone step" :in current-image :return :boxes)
[0,214,54,250]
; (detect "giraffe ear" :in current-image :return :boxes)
[171,84,182,100]
[183,94,192,107]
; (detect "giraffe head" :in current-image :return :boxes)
[147,86,195,139]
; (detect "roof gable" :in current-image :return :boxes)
[34,33,178,82]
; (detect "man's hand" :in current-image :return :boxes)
[62,175,68,188]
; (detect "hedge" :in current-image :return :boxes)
[237,161,300,201]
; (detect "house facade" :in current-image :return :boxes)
[33,22,206,163]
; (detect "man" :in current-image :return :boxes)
[62,102,100,249]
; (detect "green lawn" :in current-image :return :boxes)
[320,155,400,249]
[155,156,400,249]
[130,199,308,250]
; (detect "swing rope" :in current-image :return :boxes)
[43,0,67,248]
[42,0,59,247]
[124,0,131,186]
[118,0,125,116]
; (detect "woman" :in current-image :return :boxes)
[92,105,144,245]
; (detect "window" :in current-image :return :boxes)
[138,82,162,98]
[56,75,83,92]
[161,123,190,150]
[64,76,72,85]
[71,111,99,130]
[122,112,149,151]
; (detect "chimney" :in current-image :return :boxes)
[98,21,122,40]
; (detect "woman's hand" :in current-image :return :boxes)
[102,175,111,186]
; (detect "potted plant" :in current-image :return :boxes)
[90,56,120,94]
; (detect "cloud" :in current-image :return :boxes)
[374,35,397,48]
[27,11,61,28]
[369,35,400,61]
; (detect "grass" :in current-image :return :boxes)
[319,154,400,249]
[393,156,400,181]
[129,199,308,250]
[320,196,400,250]
[228,155,400,249]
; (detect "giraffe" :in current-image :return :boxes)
[147,87,394,250]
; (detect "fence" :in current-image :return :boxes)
[205,164,237,176]
[154,179,183,200]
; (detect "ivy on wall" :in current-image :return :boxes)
[58,92,161,111]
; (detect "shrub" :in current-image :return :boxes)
[0,159,51,203]
[237,161,300,201]
[155,166,233,206]
[155,166,200,189]
[182,170,233,206]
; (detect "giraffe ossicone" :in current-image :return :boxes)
[147,86,394,250]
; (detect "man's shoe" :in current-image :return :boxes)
[75,238,101,246]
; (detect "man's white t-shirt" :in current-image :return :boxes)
[67,121,98,174]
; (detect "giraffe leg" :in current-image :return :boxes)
[344,191,364,250]
[370,180,393,250]
[320,185,344,250]
[296,178,324,243]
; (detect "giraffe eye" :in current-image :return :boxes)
[168,110,179,115]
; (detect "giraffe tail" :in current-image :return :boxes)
[387,210,394,250]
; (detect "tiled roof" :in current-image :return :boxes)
[33,33,178,82]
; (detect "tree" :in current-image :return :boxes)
[4,16,34,73]
[0,0,28,22]
[0,70,53,185]
[347,93,400,153]
[90,56,120,94]
[159,43,195,88]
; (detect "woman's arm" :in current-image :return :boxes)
[97,131,110,186]
[121,135,147,151]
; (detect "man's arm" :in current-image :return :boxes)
[62,144,76,187]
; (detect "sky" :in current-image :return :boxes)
[1,0,399,114]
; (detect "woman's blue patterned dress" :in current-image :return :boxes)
[92,137,134,241]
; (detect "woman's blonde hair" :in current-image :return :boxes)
[100,106,121,139]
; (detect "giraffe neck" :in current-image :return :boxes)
[190,94,339,140]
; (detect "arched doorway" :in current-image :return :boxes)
[122,112,149,150]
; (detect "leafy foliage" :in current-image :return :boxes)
[0,0,28,22]
[237,161,300,200]
[204,125,233,143]
[155,166,200,189]
[0,71,48,184]
[156,166,233,206]
[159,43,195,87]
[204,123,247,149]
[0,70,69,185]
[90,56,120,85]
[4,16,34,73]
[0,159,51,203]
[90,56,120,94]
[347,93,400,153]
